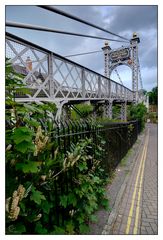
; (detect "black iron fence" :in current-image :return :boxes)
[53,119,141,172]
[44,119,141,228]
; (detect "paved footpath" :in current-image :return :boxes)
[103,124,158,235]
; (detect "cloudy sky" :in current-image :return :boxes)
[6,5,157,91]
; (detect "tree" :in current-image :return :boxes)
[128,103,147,130]
[148,86,158,105]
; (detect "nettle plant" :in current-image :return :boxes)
[5,59,109,234]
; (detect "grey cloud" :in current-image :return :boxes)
[104,6,157,33]
[141,67,157,91]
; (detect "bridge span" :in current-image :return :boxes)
[6,32,134,121]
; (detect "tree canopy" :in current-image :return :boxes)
[148,86,158,105]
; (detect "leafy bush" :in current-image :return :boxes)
[5,60,109,234]
[71,103,94,120]
[148,86,157,105]
[112,105,121,119]
[147,112,157,123]
[128,103,147,130]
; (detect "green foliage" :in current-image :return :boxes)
[79,223,90,234]
[7,223,26,235]
[13,127,34,143]
[60,195,68,208]
[148,86,158,105]
[30,187,46,205]
[34,222,48,234]
[147,112,157,123]
[120,149,133,167]
[71,103,94,120]
[57,138,109,234]
[16,161,40,173]
[128,103,147,130]
[5,59,109,235]
[96,117,123,124]
[112,105,121,119]
[13,126,35,153]
[65,221,75,234]
[51,226,65,234]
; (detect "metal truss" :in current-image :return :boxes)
[104,100,113,119]
[6,32,134,121]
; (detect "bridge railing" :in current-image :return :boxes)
[6,32,134,102]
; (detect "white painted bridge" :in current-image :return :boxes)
[6,32,135,120]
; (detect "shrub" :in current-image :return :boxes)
[71,103,94,120]
[128,103,147,130]
[5,60,109,234]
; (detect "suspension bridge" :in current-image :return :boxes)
[5,6,158,236]
[6,5,146,121]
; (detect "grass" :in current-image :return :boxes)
[120,149,133,167]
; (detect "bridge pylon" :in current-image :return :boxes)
[120,101,127,121]
[102,33,140,104]
[104,100,113,119]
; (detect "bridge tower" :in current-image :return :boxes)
[102,32,140,103]
[102,33,140,120]
[130,32,140,102]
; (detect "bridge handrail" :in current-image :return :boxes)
[6,32,134,102]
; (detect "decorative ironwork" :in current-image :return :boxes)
[6,32,134,121]
[110,48,130,62]
[102,33,141,103]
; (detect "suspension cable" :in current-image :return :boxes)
[65,50,102,58]
[6,21,129,43]
[114,69,124,85]
[38,5,130,42]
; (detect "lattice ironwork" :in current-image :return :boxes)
[6,32,134,120]
[104,100,113,119]
[120,102,127,121]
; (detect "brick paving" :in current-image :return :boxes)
[140,124,158,235]
[103,124,158,235]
